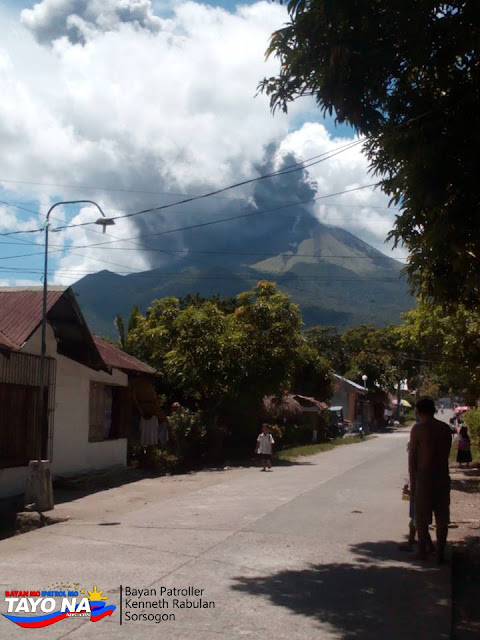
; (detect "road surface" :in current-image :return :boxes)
[0,430,451,640]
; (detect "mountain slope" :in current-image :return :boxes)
[73,219,413,337]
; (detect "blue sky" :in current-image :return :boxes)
[0,1,398,287]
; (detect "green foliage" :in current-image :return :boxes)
[398,302,480,399]
[260,1,480,307]
[268,424,284,441]
[114,304,142,352]
[463,409,480,449]
[164,302,232,402]
[292,342,333,400]
[178,293,237,314]
[341,323,405,390]
[168,409,208,461]
[304,325,349,374]
[129,281,308,409]
[304,322,418,393]
[124,282,333,459]
[128,445,179,474]
[233,280,304,398]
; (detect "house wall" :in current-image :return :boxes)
[2,324,128,498]
[332,379,367,423]
[0,467,29,500]
[51,350,127,477]
[331,386,352,421]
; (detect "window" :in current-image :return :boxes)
[89,382,130,442]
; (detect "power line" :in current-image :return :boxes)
[49,141,367,232]
[0,263,403,281]
[0,197,398,224]
[51,183,380,245]
[0,250,46,261]
[0,138,364,201]
[0,245,406,261]
[0,183,402,278]
[0,140,386,278]
[1,138,369,239]
[0,181,380,248]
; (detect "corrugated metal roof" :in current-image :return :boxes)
[0,287,156,375]
[92,336,156,375]
[0,287,65,350]
[333,373,367,392]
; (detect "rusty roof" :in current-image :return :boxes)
[93,336,157,375]
[0,287,155,375]
[0,287,65,350]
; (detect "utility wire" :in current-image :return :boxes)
[49,141,366,232]
[51,183,380,244]
[0,183,399,277]
[0,263,402,281]
[0,243,406,261]
[0,138,364,201]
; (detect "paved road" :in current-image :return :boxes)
[0,431,451,640]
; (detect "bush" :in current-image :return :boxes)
[463,408,480,447]
[128,445,179,474]
[268,424,284,442]
[168,408,208,462]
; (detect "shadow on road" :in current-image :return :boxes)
[231,540,449,640]
[451,478,480,494]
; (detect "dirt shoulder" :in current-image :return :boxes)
[449,465,480,640]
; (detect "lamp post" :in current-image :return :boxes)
[361,374,368,433]
[29,201,115,512]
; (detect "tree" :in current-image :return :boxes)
[163,302,234,404]
[398,302,480,402]
[304,325,350,374]
[127,297,181,367]
[341,323,408,391]
[127,281,324,423]
[234,280,305,399]
[114,304,141,352]
[260,1,480,307]
[291,342,333,400]
[178,293,237,314]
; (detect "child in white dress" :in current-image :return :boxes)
[256,424,275,471]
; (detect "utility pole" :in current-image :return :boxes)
[26,201,115,513]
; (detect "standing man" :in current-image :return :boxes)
[409,398,452,563]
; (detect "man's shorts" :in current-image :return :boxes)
[415,478,450,529]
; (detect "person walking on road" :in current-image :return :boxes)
[256,424,275,472]
[409,397,452,563]
[456,426,472,468]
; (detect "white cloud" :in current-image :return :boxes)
[0,1,404,287]
[0,204,39,232]
[54,204,151,283]
[21,0,163,45]
[0,278,42,287]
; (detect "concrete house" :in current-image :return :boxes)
[0,286,155,502]
[331,374,367,424]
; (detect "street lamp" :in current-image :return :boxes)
[361,374,368,433]
[28,201,115,512]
